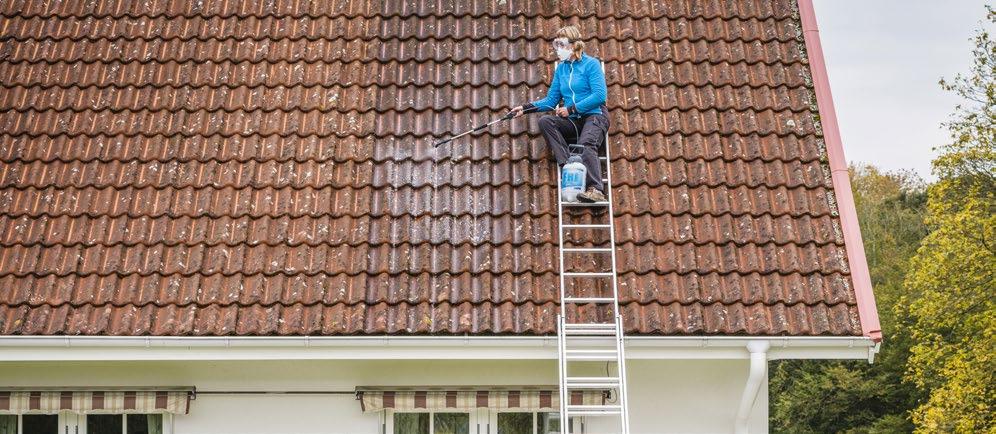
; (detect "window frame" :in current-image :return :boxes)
[489,410,580,434]
[0,413,63,434]
[7,413,70,434]
[491,410,537,434]
[77,413,172,434]
[384,409,484,434]
[385,409,583,434]
[7,412,172,434]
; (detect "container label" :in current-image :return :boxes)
[562,169,584,189]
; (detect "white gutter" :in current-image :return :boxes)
[734,341,770,434]
[0,336,878,362]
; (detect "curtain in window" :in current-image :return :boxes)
[0,390,191,415]
[0,415,16,434]
[147,414,164,434]
[393,413,428,434]
[357,389,606,413]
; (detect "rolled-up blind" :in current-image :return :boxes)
[0,389,192,415]
[356,388,606,413]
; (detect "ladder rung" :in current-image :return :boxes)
[566,377,621,388]
[563,323,617,330]
[567,376,620,382]
[563,297,616,303]
[567,411,624,417]
[563,332,618,337]
[568,410,623,416]
[562,272,613,277]
[566,146,607,156]
[562,201,610,207]
[567,404,623,415]
[562,247,613,253]
[565,349,619,361]
[566,349,618,353]
[562,224,612,229]
[562,325,617,335]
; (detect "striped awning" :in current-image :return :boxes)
[356,388,606,413]
[0,389,192,415]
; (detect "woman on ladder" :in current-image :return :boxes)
[510,25,610,203]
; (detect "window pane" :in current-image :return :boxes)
[87,414,123,434]
[432,413,469,434]
[498,412,533,434]
[22,415,58,434]
[538,413,561,434]
[127,414,163,434]
[0,415,17,434]
[393,413,429,434]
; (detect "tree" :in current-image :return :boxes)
[771,7,995,433]
[902,7,996,433]
[770,166,927,433]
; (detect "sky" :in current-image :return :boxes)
[811,0,992,179]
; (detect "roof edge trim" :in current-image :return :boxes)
[796,0,882,342]
[0,335,877,362]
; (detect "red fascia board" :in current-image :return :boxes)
[797,0,883,342]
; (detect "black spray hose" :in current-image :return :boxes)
[431,104,555,147]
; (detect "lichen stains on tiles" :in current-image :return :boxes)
[0,0,860,336]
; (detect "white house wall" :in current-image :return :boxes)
[0,359,766,434]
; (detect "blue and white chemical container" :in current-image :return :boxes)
[561,155,586,202]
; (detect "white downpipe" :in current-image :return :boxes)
[734,341,770,434]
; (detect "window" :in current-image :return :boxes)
[432,413,469,434]
[125,415,163,434]
[0,414,164,434]
[388,411,580,434]
[393,413,427,433]
[86,414,163,434]
[88,414,123,434]
[0,415,20,434]
[0,415,60,434]
[496,412,568,434]
[498,412,533,433]
[388,411,476,434]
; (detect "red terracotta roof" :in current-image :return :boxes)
[0,0,865,336]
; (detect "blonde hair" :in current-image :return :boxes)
[556,25,585,59]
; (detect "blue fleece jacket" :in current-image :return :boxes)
[525,53,607,117]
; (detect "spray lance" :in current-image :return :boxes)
[431,105,548,147]
[429,103,586,202]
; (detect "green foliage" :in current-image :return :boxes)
[903,8,996,433]
[770,362,910,434]
[772,8,995,434]
[770,166,927,434]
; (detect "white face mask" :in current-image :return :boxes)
[556,47,573,61]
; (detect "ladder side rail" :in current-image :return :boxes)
[556,152,569,324]
[600,59,622,324]
[553,59,569,434]
[557,315,568,434]
[615,314,631,433]
[554,58,569,325]
[601,59,631,434]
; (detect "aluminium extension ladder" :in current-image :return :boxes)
[555,125,630,432]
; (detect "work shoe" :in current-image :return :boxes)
[577,187,607,203]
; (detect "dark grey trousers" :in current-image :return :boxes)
[538,114,610,192]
